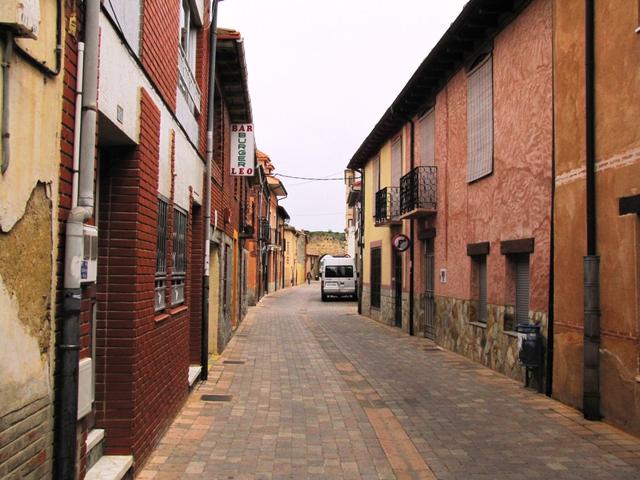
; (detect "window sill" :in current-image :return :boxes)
[171,305,188,316]
[155,313,170,323]
[469,321,487,329]
[503,330,519,338]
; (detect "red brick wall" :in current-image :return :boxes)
[141,0,180,112]
[96,90,190,470]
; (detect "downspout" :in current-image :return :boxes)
[257,168,264,298]
[546,9,557,397]
[1,31,13,174]
[583,0,601,421]
[355,167,363,315]
[202,0,220,382]
[408,120,415,336]
[57,0,100,478]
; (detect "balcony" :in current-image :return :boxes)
[399,166,437,219]
[259,218,270,242]
[375,187,401,226]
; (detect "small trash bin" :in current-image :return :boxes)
[516,323,543,392]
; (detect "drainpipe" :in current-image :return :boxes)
[202,0,220,382]
[546,44,555,398]
[583,0,600,421]
[57,0,100,478]
[355,167,363,315]
[408,120,416,336]
[1,31,13,174]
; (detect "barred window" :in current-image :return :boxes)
[172,208,187,306]
[155,199,169,312]
[419,109,435,166]
[467,55,493,182]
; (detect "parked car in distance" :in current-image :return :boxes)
[321,256,357,301]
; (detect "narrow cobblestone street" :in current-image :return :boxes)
[138,284,640,480]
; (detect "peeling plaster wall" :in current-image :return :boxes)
[553,0,640,435]
[0,2,63,476]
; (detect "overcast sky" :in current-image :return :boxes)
[218,0,468,232]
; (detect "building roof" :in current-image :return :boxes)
[277,205,290,220]
[216,29,252,123]
[267,175,287,197]
[347,0,532,170]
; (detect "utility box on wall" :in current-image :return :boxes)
[0,0,40,39]
[81,225,98,284]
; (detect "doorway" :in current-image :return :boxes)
[394,251,403,328]
[208,244,220,354]
[423,239,436,340]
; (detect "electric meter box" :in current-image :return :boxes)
[81,225,98,284]
[0,0,40,39]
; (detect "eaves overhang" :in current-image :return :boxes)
[267,175,287,197]
[347,0,532,170]
[217,29,253,124]
[277,205,290,221]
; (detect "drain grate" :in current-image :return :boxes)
[201,394,233,402]
[222,360,246,365]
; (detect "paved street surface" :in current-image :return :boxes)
[138,284,640,479]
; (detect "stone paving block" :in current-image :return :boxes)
[137,284,640,479]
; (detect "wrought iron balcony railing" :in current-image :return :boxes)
[259,218,270,242]
[375,187,401,226]
[400,166,437,219]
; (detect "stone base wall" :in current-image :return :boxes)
[361,285,403,329]
[246,287,257,306]
[434,296,548,386]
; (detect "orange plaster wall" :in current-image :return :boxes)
[429,0,553,313]
[553,0,640,434]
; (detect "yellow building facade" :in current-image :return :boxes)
[0,2,65,476]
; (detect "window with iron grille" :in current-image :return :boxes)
[419,109,435,166]
[172,208,188,306]
[155,199,169,312]
[370,247,382,308]
[467,55,493,182]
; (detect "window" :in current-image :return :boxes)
[467,55,494,182]
[370,247,382,308]
[155,199,169,312]
[325,266,354,278]
[419,110,435,166]
[473,255,488,323]
[391,138,402,187]
[105,0,142,55]
[179,0,197,69]
[504,254,530,331]
[172,208,187,305]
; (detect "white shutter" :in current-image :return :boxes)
[467,55,493,182]
[391,139,402,186]
[419,110,435,166]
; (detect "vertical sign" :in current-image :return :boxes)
[230,124,255,176]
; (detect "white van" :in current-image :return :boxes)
[321,256,357,301]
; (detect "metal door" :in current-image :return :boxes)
[394,252,403,328]
[424,239,436,339]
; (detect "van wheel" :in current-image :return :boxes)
[321,293,327,302]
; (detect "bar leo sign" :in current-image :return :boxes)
[230,124,255,176]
